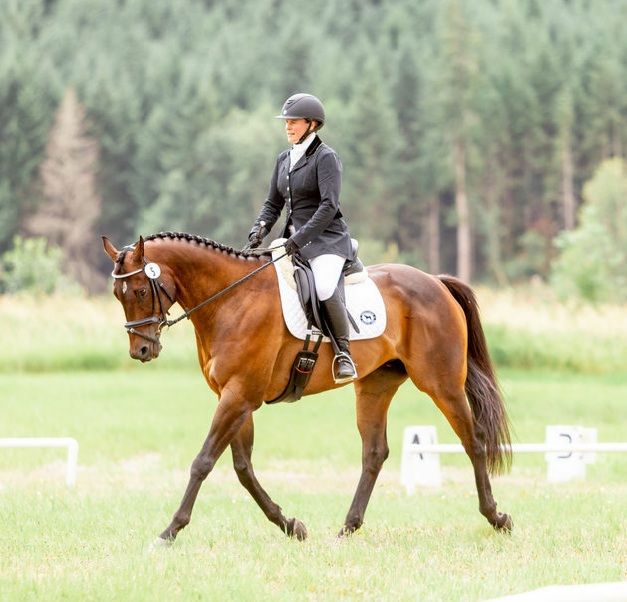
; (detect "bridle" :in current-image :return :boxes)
[111,246,288,345]
[111,258,175,346]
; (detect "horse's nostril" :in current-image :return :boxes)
[141,346,149,356]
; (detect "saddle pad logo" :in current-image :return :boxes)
[360,310,376,325]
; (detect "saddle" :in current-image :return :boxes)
[291,249,364,337]
[265,240,365,405]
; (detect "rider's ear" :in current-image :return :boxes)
[102,236,119,261]
[131,236,145,263]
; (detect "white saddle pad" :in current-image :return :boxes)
[270,240,386,341]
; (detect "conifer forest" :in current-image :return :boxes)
[1,0,626,296]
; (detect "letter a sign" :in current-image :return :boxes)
[400,425,442,493]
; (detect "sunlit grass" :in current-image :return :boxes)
[1,369,626,601]
[1,480,624,601]
[0,294,196,372]
[477,284,627,337]
[2,287,626,374]
[478,285,627,373]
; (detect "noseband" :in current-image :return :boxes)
[111,258,175,346]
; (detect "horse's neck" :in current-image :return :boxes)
[148,240,258,313]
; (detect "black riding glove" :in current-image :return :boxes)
[247,223,268,249]
[284,237,300,256]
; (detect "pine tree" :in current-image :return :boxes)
[26,88,103,292]
[436,0,482,282]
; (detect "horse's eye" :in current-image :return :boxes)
[137,288,148,299]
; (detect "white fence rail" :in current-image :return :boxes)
[405,443,627,454]
[0,437,79,487]
[401,425,627,493]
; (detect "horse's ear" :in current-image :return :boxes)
[102,236,119,262]
[131,236,145,263]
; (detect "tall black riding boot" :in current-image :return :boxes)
[322,288,357,384]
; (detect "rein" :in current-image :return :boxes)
[164,249,287,328]
[112,246,287,341]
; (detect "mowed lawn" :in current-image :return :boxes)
[1,367,626,601]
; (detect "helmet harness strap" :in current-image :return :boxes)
[296,119,317,145]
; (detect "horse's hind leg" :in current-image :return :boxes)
[230,414,307,540]
[339,363,407,536]
[426,383,511,531]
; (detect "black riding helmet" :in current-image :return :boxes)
[276,93,325,127]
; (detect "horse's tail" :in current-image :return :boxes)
[438,275,512,475]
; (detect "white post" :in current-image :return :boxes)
[545,425,597,482]
[0,438,79,487]
[400,426,442,493]
[65,438,79,487]
[400,426,626,491]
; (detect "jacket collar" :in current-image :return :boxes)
[288,135,323,173]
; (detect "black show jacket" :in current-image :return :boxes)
[252,135,353,260]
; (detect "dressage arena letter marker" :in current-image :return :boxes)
[545,425,597,482]
[400,426,442,493]
[400,425,627,490]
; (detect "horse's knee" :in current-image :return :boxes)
[190,455,214,481]
[363,444,389,473]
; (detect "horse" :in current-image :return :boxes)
[102,231,512,544]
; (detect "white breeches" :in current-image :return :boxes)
[309,254,345,301]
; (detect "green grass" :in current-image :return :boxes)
[1,368,626,600]
[0,481,624,601]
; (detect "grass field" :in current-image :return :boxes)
[1,290,626,599]
[1,367,626,601]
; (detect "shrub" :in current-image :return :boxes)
[551,159,627,303]
[0,236,72,295]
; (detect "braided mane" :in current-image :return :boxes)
[144,232,269,260]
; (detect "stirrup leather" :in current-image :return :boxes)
[332,352,357,384]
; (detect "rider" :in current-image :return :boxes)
[247,93,357,383]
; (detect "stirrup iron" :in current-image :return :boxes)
[332,352,357,384]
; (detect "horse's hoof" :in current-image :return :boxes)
[286,518,308,541]
[494,513,513,533]
[146,536,173,554]
[337,525,355,538]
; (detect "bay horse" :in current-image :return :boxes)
[102,232,512,544]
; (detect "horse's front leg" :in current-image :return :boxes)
[231,414,307,540]
[339,366,406,536]
[158,389,254,543]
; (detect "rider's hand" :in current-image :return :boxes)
[247,222,267,249]
[284,237,299,256]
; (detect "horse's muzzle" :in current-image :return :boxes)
[129,337,162,362]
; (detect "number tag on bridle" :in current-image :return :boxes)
[144,263,161,279]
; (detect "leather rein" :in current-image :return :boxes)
[111,247,287,344]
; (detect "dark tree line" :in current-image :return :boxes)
[1,0,626,290]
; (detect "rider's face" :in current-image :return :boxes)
[285,118,312,144]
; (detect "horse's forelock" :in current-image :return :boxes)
[112,248,132,276]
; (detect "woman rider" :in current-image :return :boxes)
[247,93,357,383]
